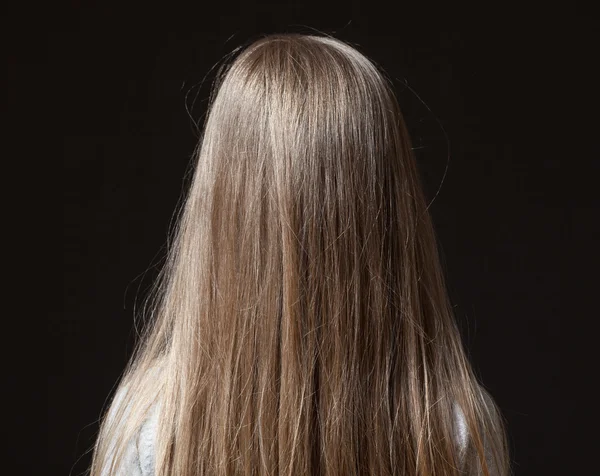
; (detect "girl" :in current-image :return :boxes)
[91,33,510,475]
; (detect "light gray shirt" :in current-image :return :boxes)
[104,395,474,475]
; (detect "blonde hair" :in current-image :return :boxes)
[91,33,509,475]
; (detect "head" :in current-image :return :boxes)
[92,33,509,475]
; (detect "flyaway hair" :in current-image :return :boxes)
[91,33,510,475]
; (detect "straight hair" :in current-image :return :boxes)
[91,33,509,475]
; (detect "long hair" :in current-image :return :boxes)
[91,33,509,475]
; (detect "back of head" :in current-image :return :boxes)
[92,33,509,475]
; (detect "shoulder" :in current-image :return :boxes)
[453,388,507,476]
[105,397,160,476]
[100,369,162,476]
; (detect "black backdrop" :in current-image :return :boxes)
[53,3,566,475]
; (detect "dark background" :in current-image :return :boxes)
[50,2,567,475]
